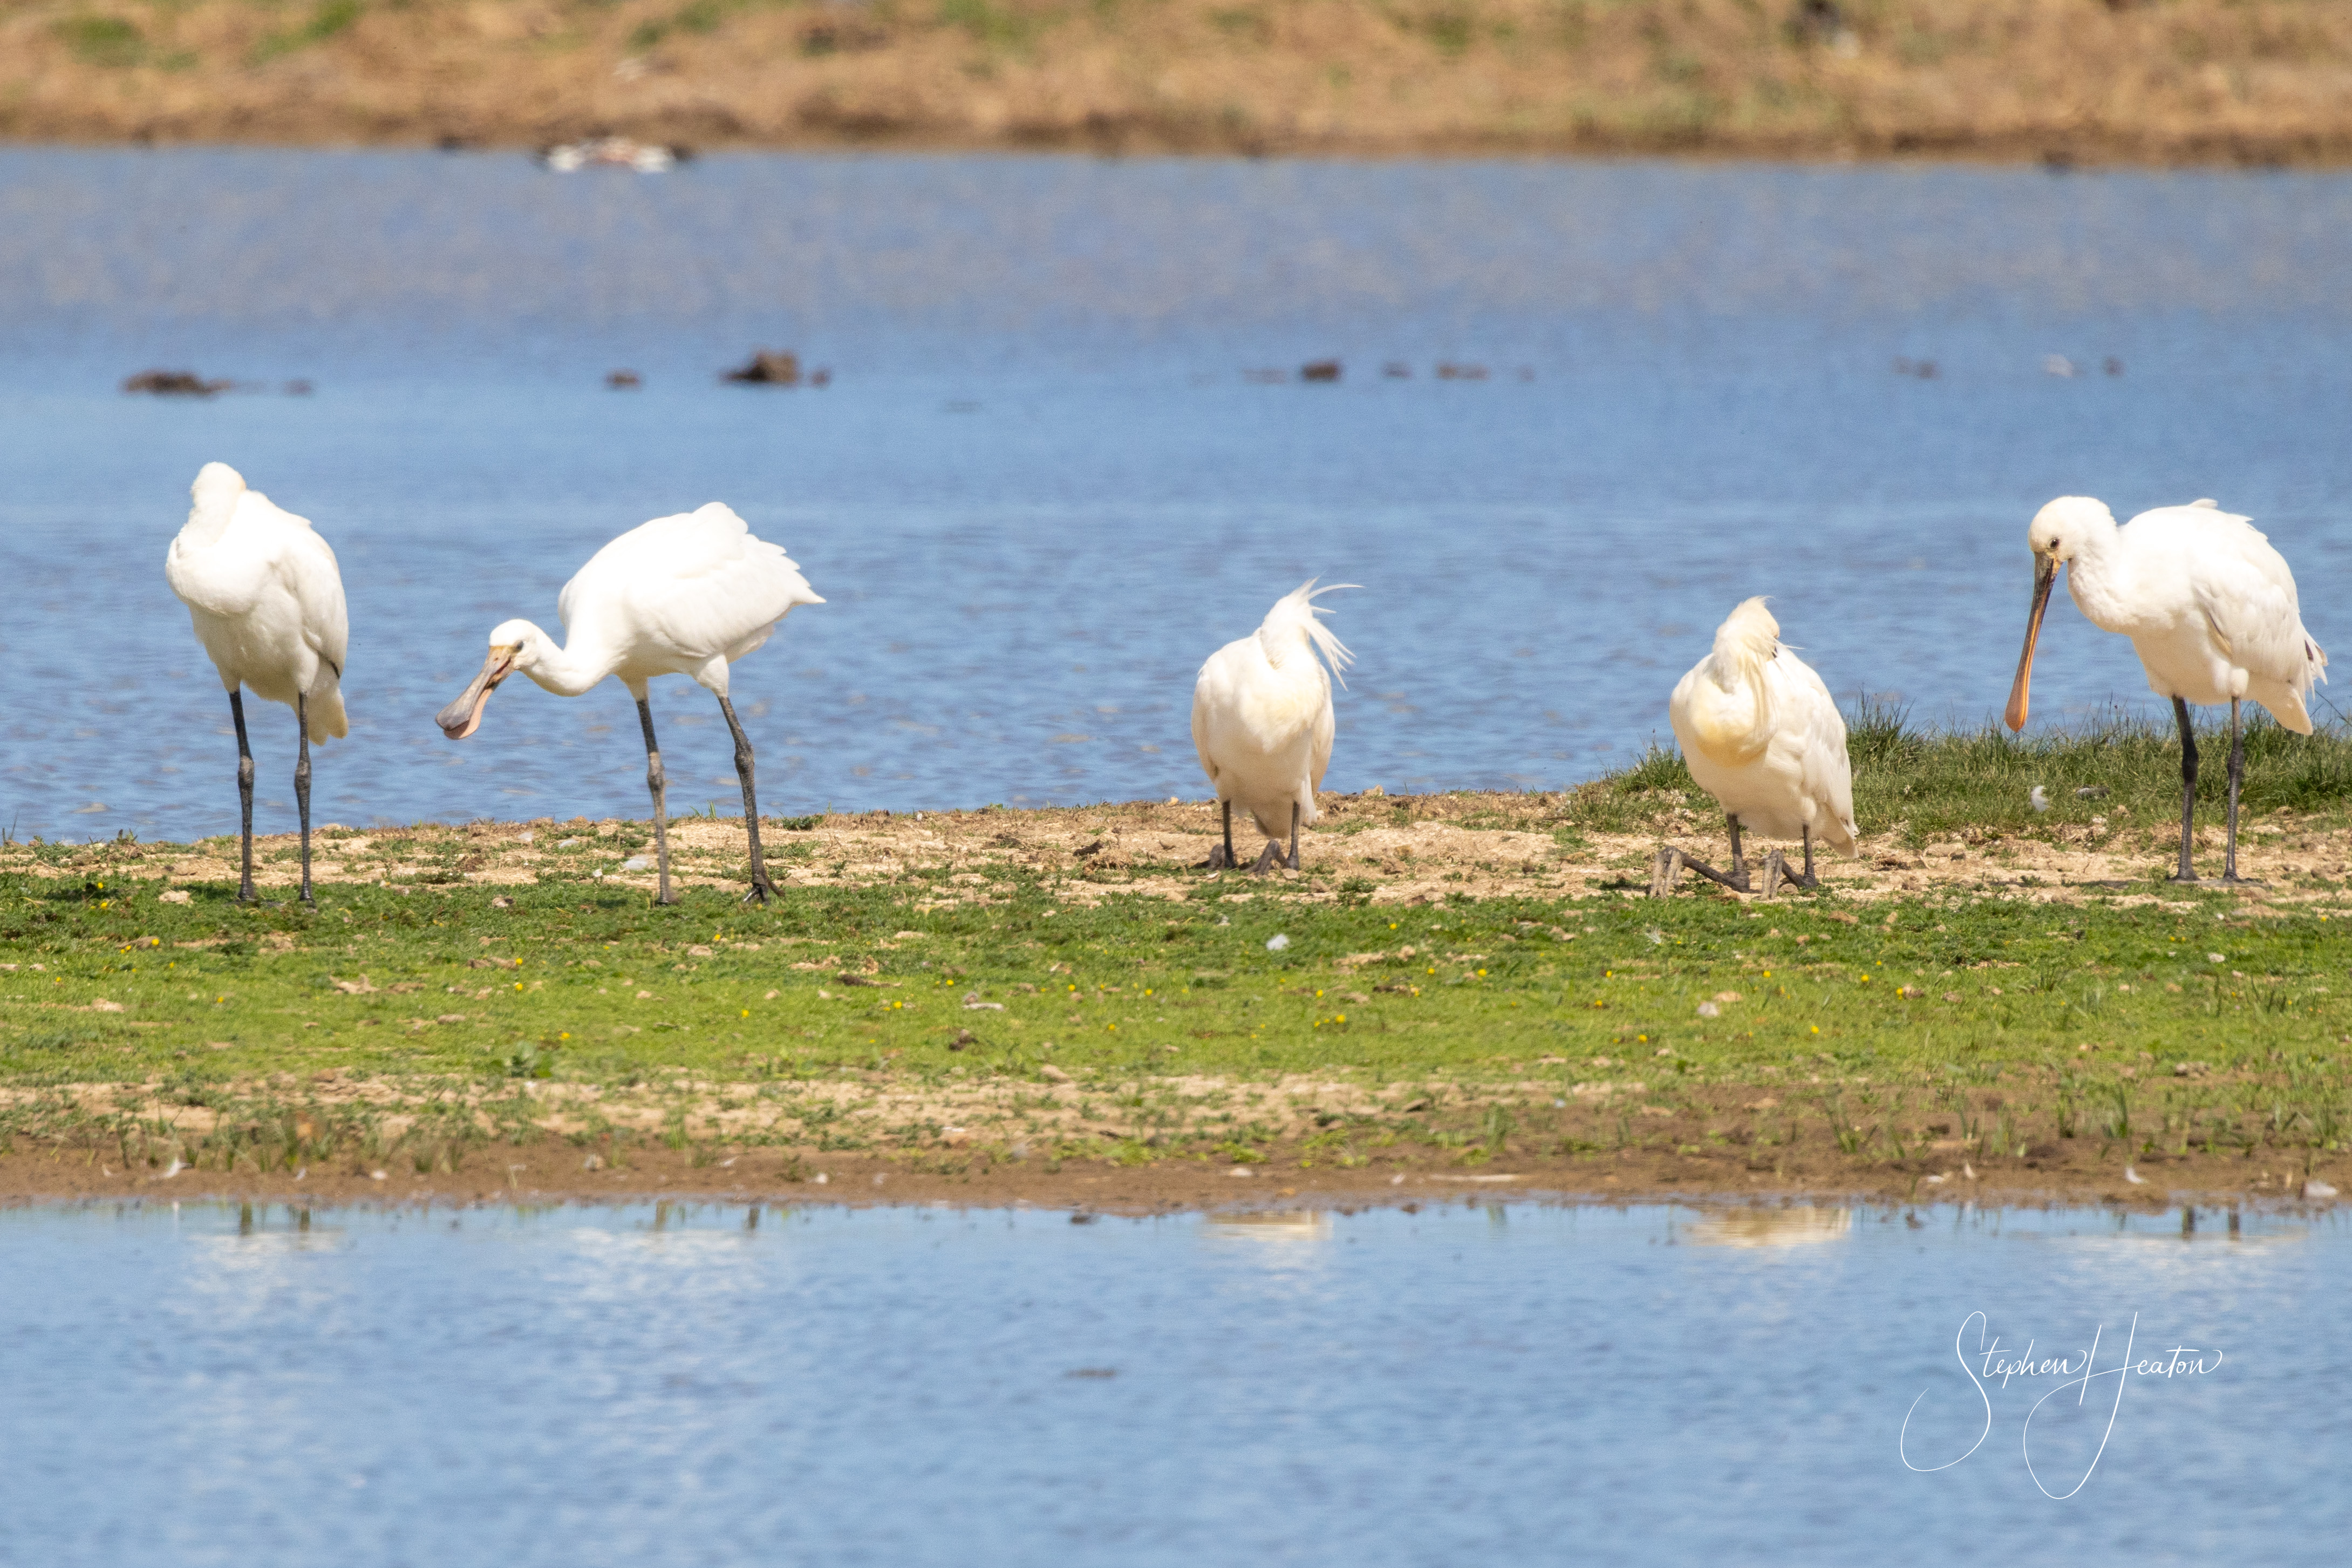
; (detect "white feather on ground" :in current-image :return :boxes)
[163,461,350,740]
[1668,597,1857,851]
[1191,581,1352,840]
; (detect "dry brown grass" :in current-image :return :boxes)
[7,0,2351,164]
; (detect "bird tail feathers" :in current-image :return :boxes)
[1258,579,1356,687]
[307,664,350,742]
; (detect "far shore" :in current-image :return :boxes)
[9,1,2352,169]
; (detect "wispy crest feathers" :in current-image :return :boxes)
[1258,579,1356,687]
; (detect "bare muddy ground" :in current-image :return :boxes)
[3,1130,2337,1213]
[21,788,2347,911]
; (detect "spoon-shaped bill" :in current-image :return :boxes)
[2003,555,2058,732]
[437,647,516,740]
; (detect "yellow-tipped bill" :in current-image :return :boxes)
[437,646,517,740]
[2004,554,2057,732]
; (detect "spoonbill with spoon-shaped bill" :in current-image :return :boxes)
[437,503,822,904]
[2007,496,2326,883]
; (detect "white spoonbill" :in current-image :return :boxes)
[435,503,822,905]
[2007,495,2327,883]
[1191,581,1353,872]
[1663,597,1857,893]
[164,462,349,904]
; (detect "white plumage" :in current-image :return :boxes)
[1191,581,1352,872]
[2007,495,2327,882]
[164,461,349,902]
[438,502,822,904]
[1666,597,1857,890]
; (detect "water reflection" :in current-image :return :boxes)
[1685,1206,1853,1248]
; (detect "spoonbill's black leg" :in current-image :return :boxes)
[1199,801,1237,871]
[295,691,315,906]
[2170,695,2200,883]
[2222,696,2249,884]
[1287,800,1301,872]
[1657,814,1753,894]
[636,697,677,906]
[230,690,257,903]
[718,694,775,905]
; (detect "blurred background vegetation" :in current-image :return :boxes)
[6,0,2350,161]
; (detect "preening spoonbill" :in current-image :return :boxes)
[2007,496,2327,883]
[1191,581,1353,873]
[164,462,349,904]
[436,503,822,905]
[1662,598,1857,894]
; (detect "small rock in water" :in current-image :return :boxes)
[1299,359,1341,383]
[1265,933,1291,952]
[606,370,642,390]
[123,369,228,396]
[724,349,801,385]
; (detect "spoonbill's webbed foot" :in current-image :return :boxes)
[1778,827,1823,889]
[1249,840,1283,875]
[637,697,678,906]
[718,695,775,906]
[230,689,258,904]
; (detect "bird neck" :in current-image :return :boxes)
[1689,647,1772,765]
[2061,519,2132,631]
[516,624,611,697]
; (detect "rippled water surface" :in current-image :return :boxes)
[1,1200,2343,1564]
[3,152,2350,840]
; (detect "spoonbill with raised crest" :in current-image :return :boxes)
[2007,495,2326,883]
[1661,597,1857,894]
[164,462,349,904]
[436,503,822,905]
[1191,581,1353,873]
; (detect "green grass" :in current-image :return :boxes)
[249,0,364,65]
[4,854,2349,1169]
[1569,699,2352,846]
[8,704,2351,1179]
[53,15,148,67]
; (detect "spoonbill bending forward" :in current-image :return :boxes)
[165,462,350,904]
[1191,581,1353,873]
[436,504,822,905]
[1662,598,1858,895]
[2007,496,2327,883]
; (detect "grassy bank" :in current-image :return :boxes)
[9,0,2352,165]
[5,712,2351,1205]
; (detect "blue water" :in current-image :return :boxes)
[3,152,2350,842]
[0,1199,2340,1564]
